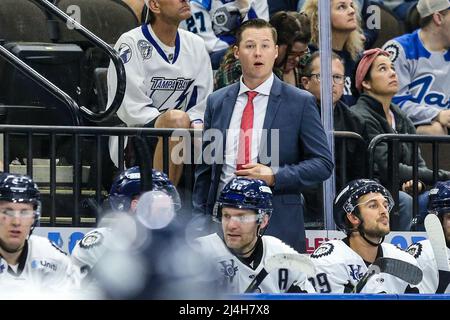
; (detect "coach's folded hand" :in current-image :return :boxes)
[235,163,275,187]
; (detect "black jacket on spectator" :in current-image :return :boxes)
[333,100,368,189]
[351,94,450,186]
[302,100,367,226]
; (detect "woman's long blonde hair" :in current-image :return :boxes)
[301,0,364,61]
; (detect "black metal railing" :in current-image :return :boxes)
[0,125,199,227]
[368,134,450,226]
[0,0,126,124]
[29,0,126,123]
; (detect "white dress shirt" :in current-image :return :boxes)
[217,73,274,198]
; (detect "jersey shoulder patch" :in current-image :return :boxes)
[311,242,334,259]
[118,43,132,64]
[137,40,153,60]
[406,242,423,259]
[383,41,401,63]
[80,230,104,249]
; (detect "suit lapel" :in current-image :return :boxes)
[259,77,282,163]
[221,83,240,150]
[262,76,282,130]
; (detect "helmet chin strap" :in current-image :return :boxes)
[0,238,24,254]
[352,211,384,247]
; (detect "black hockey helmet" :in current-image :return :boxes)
[0,172,41,230]
[428,180,450,219]
[334,179,394,232]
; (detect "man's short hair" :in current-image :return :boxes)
[235,19,277,46]
[301,51,344,77]
[269,11,301,46]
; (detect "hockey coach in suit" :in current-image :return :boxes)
[193,19,333,253]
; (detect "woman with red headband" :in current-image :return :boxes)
[352,48,450,231]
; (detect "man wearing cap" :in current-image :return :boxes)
[382,0,450,135]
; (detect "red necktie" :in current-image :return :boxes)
[236,91,257,170]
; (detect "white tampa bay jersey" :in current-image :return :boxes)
[407,240,450,293]
[180,0,269,53]
[382,30,450,126]
[310,239,420,293]
[107,24,213,127]
[196,233,316,293]
[0,235,74,294]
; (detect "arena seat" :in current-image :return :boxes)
[405,3,420,33]
[0,0,51,43]
[0,42,85,162]
[371,4,407,48]
[56,0,139,46]
[94,67,108,111]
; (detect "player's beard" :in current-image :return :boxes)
[0,237,24,254]
[363,225,389,239]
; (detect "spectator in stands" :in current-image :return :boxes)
[300,52,367,226]
[214,11,309,89]
[301,51,367,189]
[351,48,450,230]
[301,0,365,106]
[281,12,312,87]
[181,0,269,69]
[193,19,333,252]
[106,0,213,185]
[299,0,382,48]
[382,0,450,135]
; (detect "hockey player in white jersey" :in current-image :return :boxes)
[407,180,450,293]
[181,0,269,69]
[70,167,181,296]
[107,0,213,185]
[0,173,75,296]
[196,177,316,293]
[382,0,450,135]
[310,179,421,293]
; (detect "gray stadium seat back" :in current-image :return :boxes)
[56,0,139,45]
[405,4,420,33]
[94,67,108,111]
[0,0,51,43]
[372,4,406,49]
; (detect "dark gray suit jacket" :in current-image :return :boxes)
[193,76,333,252]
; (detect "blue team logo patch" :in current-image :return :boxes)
[311,243,334,259]
[0,263,5,274]
[137,40,153,60]
[407,242,422,258]
[31,260,39,269]
[384,42,400,63]
[80,231,103,249]
[118,43,132,64]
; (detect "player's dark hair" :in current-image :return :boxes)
[235,19,277,46]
